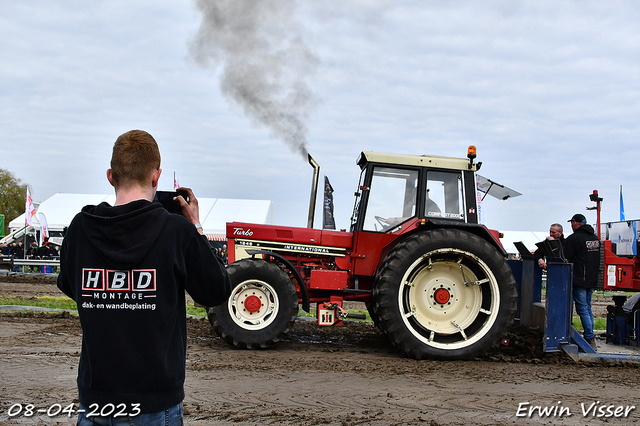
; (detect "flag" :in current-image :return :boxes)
[174,172,180,190]
[25,188,36,226]
[620,185,625,221]
[323,176,336,230]
[38,213,49,246]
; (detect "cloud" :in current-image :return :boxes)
[0,0,638,233]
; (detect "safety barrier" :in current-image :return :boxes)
[11,259,60,267]
[1,257,60,273]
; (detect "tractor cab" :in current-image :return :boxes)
[350,148,481,234]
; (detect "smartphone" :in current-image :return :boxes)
[154,190,189,215]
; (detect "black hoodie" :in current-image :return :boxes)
[57,199,231,414]
[563,224,601,289]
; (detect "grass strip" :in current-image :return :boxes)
[1,297,608,328]
[572,316,607,332]
[298,308,372,322]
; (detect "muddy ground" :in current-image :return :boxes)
[1,275,639,426]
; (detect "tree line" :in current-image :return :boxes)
[0,167,30,236]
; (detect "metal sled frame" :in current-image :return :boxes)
[511,260,640,364]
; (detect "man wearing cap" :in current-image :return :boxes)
[563,213,601,347]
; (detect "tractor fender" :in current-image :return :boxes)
[375,222,507,275]
[427,221,506,253]
[245,249,310,312]
[401,221,506,255]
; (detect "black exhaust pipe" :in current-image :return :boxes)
[307,154,319,228]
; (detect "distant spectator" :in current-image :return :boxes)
[38,240,51,259]
[15,241,24,258]
[222,243,228,264]
[28,242,39,259]
[28,242,40,272]
[9,242,24,272]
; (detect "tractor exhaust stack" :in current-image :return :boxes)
[307,154,320,228]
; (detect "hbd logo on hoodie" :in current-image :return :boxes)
[82,269,156,292]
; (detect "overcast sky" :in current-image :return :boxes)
[2,0,639,234]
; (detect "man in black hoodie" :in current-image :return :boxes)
[563,213,600,347]
[57,130,231,425]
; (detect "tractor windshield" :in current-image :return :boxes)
[362,167,419,232]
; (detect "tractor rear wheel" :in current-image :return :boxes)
[372,229,516,360]
[207,258,299,349]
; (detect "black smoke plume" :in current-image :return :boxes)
[190,0,319,159]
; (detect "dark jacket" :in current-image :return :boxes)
[13,244,24,258]
[563,224,601,289]
[57,199,231,414]
[38,244,50,258]
[28,244,39,258]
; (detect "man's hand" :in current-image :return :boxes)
[174,187,203,233]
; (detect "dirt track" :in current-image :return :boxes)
[1,276,639,425]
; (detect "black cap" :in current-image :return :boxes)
[568,214,587,223]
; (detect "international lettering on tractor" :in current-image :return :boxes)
[207,147,520,360]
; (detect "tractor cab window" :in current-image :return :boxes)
[425,171,464,220]
[363,167,419,232]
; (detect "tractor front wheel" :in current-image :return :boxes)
[207,258,299,349]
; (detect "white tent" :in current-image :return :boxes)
[10,194,116,231]
[7,194,117,245]
[200,198,273,241]
[8,193,273,243]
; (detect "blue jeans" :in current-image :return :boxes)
[77,403,183,426]
[573,287,594,341]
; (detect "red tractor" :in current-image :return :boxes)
[208,147,518,359]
